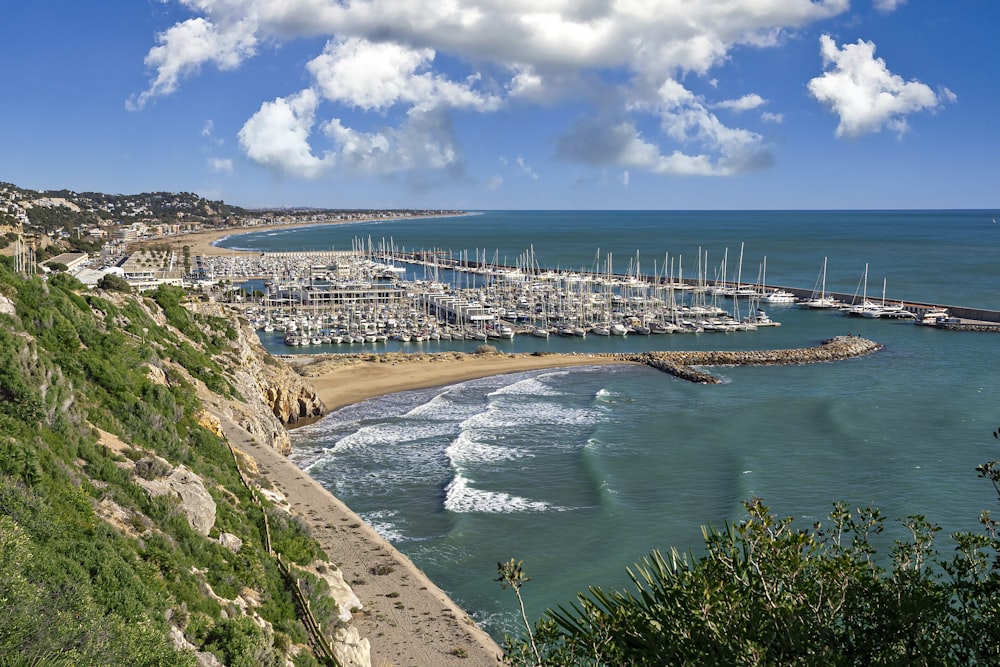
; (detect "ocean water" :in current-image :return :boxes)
[220,210,1000,640]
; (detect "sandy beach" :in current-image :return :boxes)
[292,351,631,412]
[234,352,632,666]
[132,212,468,258]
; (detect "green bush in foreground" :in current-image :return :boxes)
[502,461,1000,666]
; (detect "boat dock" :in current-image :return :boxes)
[192,248,1000,346]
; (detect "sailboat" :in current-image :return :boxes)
[759,256,796,304]
[797,257,840,309]
[843,263,881,317]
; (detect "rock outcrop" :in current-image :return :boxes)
[134,462,218,536]
[183,302,326,454]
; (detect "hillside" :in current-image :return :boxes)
[0,259,369,666]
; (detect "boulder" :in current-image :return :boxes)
[135,464,217,536]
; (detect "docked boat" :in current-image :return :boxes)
[761,289,797,304]
[798,257,841,309]
[917,309,949,326]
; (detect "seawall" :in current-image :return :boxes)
[616,335,882,383]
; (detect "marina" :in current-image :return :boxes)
[200,244,1000,350]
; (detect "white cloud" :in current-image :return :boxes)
[201,120,215,137]
[129,16,257,110]
[557,119,723,176]
[208,157,233,173]
[760,111,784,124]
[237,88,333,178]
[137,0,864,180]
[873,0,906,14]
[516,156,539,180]
[321,108,462,175]
[715,94,767,113]
[308,37,499,112]
[808,34,947,138]
[621,170,630,187]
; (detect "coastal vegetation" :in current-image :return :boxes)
[0,257,340,665]
[499,467,1000,665]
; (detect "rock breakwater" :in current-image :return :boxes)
[618,335,882,384]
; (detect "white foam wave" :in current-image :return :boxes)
[444,475,555,514]
[400,391,484,422]
[445,431,524,465]
[595,387,632,403]
[360,509,406,542]
[329,420,456,453]
[462,401,599,429]
[489,376,563,397]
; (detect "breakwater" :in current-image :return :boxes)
[616,335,882,384]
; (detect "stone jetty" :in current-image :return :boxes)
[618,335,882,384]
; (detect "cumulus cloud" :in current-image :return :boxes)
[321,108,462,175]
[237,88,333,178]
[137,0,866,180]
[808,34,948,138]
[308,37,499,112]
[129,16,257,110]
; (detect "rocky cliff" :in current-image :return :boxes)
[179,302,326,454]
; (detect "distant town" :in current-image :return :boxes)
[0,181,461,288]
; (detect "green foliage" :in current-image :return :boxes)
[204,617,283,667]
[503,495,1000,666]
[0,266,337,664]
[268,508,326,566]
[97,272,132,293]
[48,271,84,291]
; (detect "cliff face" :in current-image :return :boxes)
[186,302,326,454]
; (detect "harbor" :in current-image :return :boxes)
[193,245,1000,350]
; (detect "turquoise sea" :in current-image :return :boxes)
[220,210,1000,640]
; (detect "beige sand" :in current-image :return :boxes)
[236,352,631,666]
[132,213,467,258]
[295,351,631,412]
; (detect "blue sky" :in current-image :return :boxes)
[1,1,997,210]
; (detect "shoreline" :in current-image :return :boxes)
[130,211,473,258]
[289,335,882,415]
[248,342,881,663]
[288,351,630,415]
[243,352,628,665]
